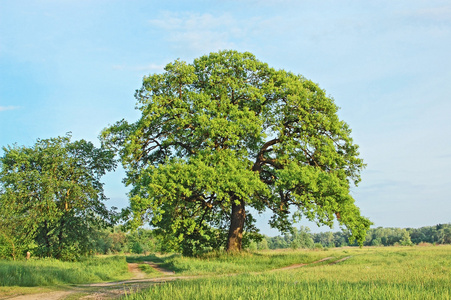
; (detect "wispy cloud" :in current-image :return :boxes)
[0,106,19,112]
[112,64,166,72]
[406,5,451,21]
[148,12,260,53]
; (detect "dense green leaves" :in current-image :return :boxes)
[102,50,371,253]
[0,134,117,260]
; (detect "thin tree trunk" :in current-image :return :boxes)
[11,241,16,261]
[43,221,52,257]
[226,197,246,252]
[56,216,66,259]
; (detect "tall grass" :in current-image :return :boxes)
[124,246,451,300]
[0,255,130,286]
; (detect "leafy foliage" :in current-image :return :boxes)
[289,226,315,249]
[102,50,371,253]
[0,134,116,260]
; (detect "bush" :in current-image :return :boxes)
[314,243,323,250]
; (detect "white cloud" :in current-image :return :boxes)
[0,106,19,112]
[132,64,166,72]
[112,64,166,72]
[405,5,451,21]
[147,12,261,53]
[149,12,236,32]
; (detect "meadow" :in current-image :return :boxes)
[124,245,451,300]
[0,245,450,299]
[132,250,333,275]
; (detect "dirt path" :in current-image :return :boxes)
[328,256,352,265]
[127,263,146,279]
[267,256,333,272]
[5,263,161,300]
[4,256,351,300]
[5,291,74,300]
[142,261,175,276]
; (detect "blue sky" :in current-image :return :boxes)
[1,0,450,235]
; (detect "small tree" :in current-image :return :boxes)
[127,228,159,254]
[0,209,37,260]
[290,226,314,249]
[257,238,269,250]
[438,225,451,244]
[0,134,116,260]
[399,229,413,246]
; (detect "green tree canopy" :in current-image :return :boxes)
[0,134,117,260]
[102,50,371,254]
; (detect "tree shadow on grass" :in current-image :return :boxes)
[126,254,165,264]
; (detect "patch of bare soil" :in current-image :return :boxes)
[6,291,74,300]
[127,263,146,279]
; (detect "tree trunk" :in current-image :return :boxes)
[226,197,246,252]
[43,221,52,257]
[11,241,16,261]
[56,216,66,259]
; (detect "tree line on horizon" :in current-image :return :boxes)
[257,223,451,250]
[62,223,451,256]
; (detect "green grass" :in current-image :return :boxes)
[128,249,334,275]
[0,286,60,298]
[138,264,160,275]
[124,246,451,300]
[0,255,130,287]
[2,246,450,299]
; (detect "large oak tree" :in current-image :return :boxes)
[102,50,371,254]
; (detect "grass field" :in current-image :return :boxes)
[1,246,450,299]
[124,245,451,300]
[131,250,333,275]
[0,255,130,287]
